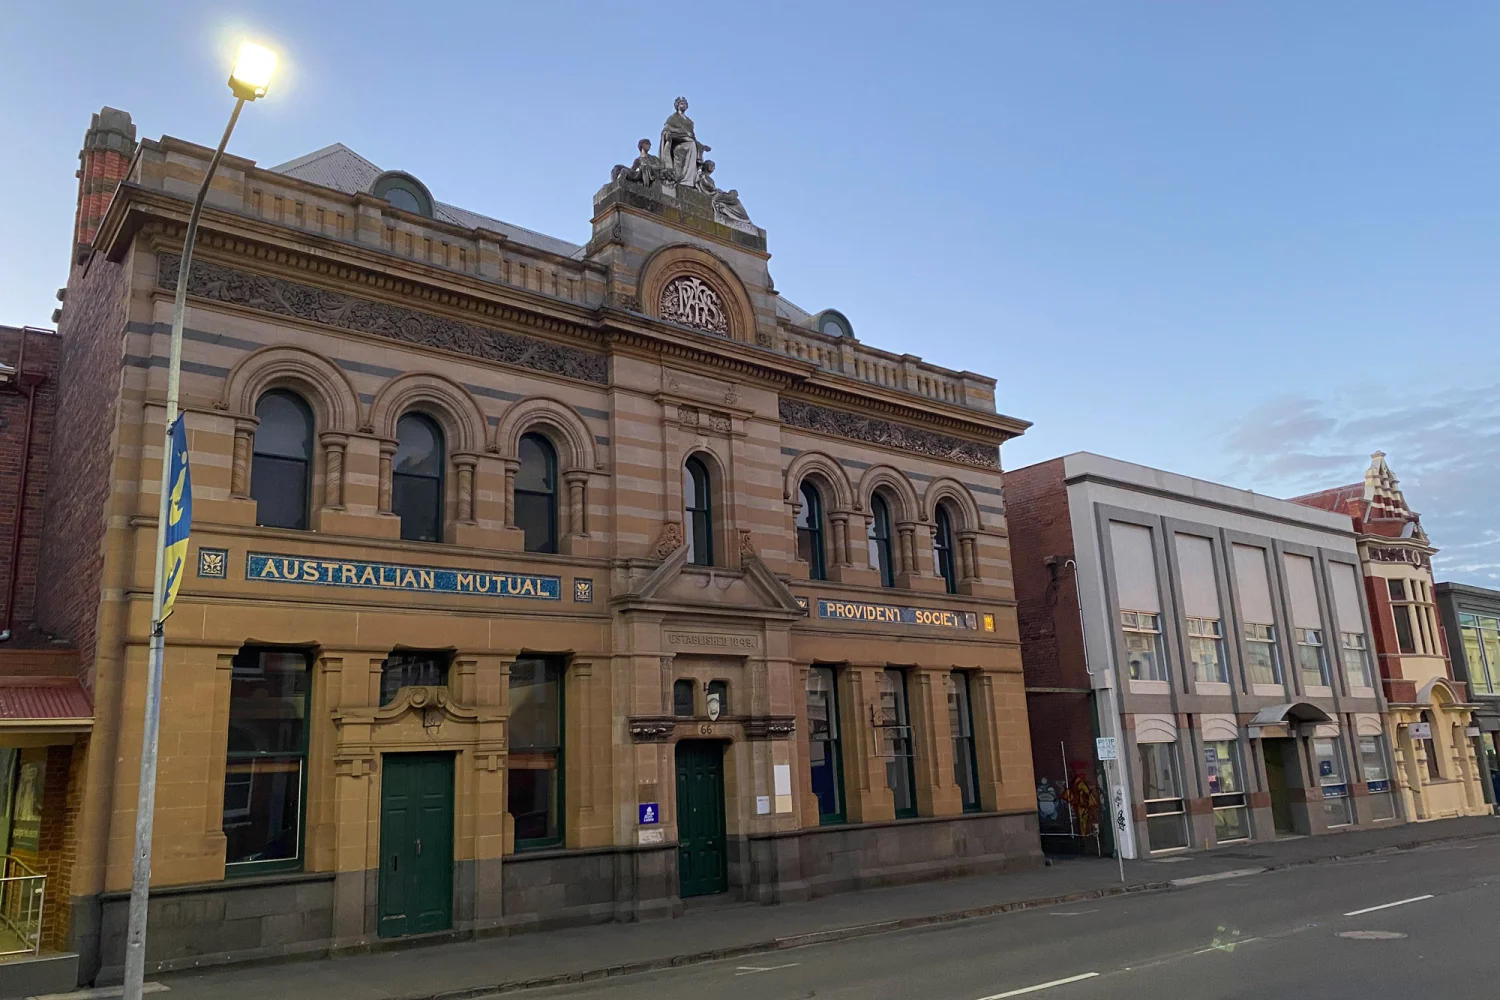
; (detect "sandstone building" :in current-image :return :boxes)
[39,100,1037,981]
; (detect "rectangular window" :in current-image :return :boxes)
[1418,713,1443,781]
[877,669,917,818]
[1121,611,1166,682]
[1340,633,1372,688]
[1460,615,1499,696]
[1204,740,1250,842]
[509,657,564,848]
[806,667,845,824]
[1242,622,1281,685]
[1393,605,1417,654]
[1314,737,1351,827]
[1186,618,1227,684]
[224,647,312,874]
[379,650,451,706]
[1138,742,1188,851]
[1296,628,1328,689]
[1358,735,1397,822]
[947,672,981,812]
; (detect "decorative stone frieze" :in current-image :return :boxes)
[779,397,1000,470]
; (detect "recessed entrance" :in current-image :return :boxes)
[378,752,454,937]
[1261,739,1298,836]
[674,740,728,898]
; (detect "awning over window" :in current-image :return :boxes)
[0,677,93,732]
[1249,702,1333,729]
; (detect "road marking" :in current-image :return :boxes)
[1049,909,1098,916]
[1339,930,1408,940]
[1344,894,1433,916]
[734,963,799,975]
[977,972,1100,998]
[1193,936,1261,954]
[1170,867,1266,886]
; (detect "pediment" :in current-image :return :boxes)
[618,544,803,618]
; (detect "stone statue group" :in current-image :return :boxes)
[613,97,753,230]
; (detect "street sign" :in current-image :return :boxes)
[1409,722,1431,739]
[638,802,659,825]
[1096,737,1118,761]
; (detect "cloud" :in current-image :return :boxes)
[1219,383,1500,587]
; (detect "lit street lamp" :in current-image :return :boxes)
[122,41,277,1000]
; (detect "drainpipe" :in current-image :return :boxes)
[2,327,39,640]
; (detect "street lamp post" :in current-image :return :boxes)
[121,42,276,1000]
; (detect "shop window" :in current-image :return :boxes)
[1458,614,1499,696]
[807,667,845,824]
[673,679,696,717]
[1205,740,1249,842]
[1359,735,1397,821]
[1420,710,1442,781]
[509,657,564,848]
[876,668,917,817]
[1295,629,1328,689]
[516,433,558,554]
[1138,742,1188,851]
[933,505,958,595]
[393,413,444,542]
[1120,611,1166,682]
[1242,622,1281,685]
[684,455,714,566]
[868,494,895,588]
[1186,618,1227,684]
[947,671,980,811]
[380,649,451,706]
[251,390,313,530]
[707,679,728,717]
[796,482,827,581]
[1314,737,1352,826]
[223,646,312,874]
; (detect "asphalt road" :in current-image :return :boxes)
[521,839,1500,1000]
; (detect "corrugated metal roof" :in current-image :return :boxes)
[269,144,585,259]
[0,678,91,723]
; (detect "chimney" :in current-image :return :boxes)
[73,107,136,258]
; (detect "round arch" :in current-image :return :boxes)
[1416,676,1464,708]
[494,396,598,472]
[638,243,757,344]
[220,344,362,433]
[369,372,486,454]
[922,477,983,532]
[783,451,854,511]
[857,464,921,522]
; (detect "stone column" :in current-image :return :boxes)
[320,432,348,509]
[564,471,588,536]
[454,453,478,523]
[972,672,1008,812]
[230,417,258,498]
[897,522,919,577]
[829,513,850,567]
[502,459,519,526]
[377,439,397,514]
[911,667,961,816]
[841,665,895,823]
[958,531,979,582]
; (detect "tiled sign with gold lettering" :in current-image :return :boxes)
[817,599,977,630]
[246,552,561,600]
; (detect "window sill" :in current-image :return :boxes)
[1194,682,1231,696]
[1304,685,1333,698]
[1129,680,1171,695]
[1252,683,1286,697]
[1349,686,1378,699]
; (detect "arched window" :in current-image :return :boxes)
[796,482,827,580]
[933,504,957,594]
[251,390,314,530]
[868,493,895,588]
[516,433,558,553]
[685,456,713,566]
[393,413,444,542]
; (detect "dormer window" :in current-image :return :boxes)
[370,170,435,219]
[814,309,852,339]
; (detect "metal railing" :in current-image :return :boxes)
[0,855,45,956]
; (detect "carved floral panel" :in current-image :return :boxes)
[779,397,1000,470]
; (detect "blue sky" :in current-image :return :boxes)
[4,3,1497,583]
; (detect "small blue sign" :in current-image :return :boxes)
[638,802,659,825]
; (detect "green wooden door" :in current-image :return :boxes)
[378,753,454,937]
[675,741,728,898]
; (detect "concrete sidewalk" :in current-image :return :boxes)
[109,815,1500,1000]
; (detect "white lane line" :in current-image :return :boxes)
[1171,867,1266,886]
[1192,936,1261,955]
[1343,894,1434,917]
[977,972,1101,998]
[734,962,799,975]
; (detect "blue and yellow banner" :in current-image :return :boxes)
[246,553,562,600]
[160,415,192,621]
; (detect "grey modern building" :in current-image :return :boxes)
[1008,454,1404,859]
[1435,581,1500,810]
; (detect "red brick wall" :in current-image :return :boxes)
[34,256,127,689]
[0,328,60,639]
[1003,459,1090,692]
